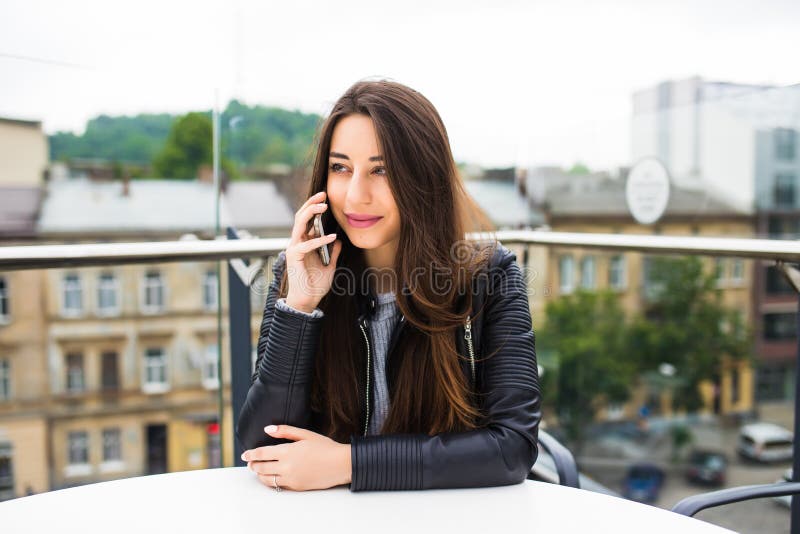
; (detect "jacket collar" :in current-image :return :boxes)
[355,282,377,322]
[353,242,508,323]
[354,278,409,323]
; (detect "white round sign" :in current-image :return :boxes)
[625,158,670,225]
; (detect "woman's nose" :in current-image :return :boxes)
[347,169,372,204]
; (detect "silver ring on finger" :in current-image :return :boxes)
[273,474,282,492]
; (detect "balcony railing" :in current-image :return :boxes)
[5,230,800,271]
[2,227,800,531]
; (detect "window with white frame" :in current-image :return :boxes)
[62,273,83,316]
[67,431,89,465]
[580,256,596,290]
[203,344,220,389]
[203,270,218,310]
[731,258,744,283]
[0,359,10,401]
[97,272,119,315]
[66,352,85,393]
[101,351,119,391]
[142,271,165,313]
[715,258,726,283]
[559,255,574,294]
[609,255,626,290]
[0,277,9,323]
[143,347,168,393]
[102,428,122,462]
[642,256,665,300]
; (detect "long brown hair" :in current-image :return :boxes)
[278,78,498,442]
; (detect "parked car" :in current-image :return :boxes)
[622,462,665,503]
[686,449,727,486]
[774,468,792,508]
[736,422,793,463]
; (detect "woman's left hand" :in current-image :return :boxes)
[241,425,352,491]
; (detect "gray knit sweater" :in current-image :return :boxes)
[275,293,401,435]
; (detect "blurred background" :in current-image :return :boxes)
[1,0,798,531]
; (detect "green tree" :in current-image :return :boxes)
[151,112,237,179]
[152,112,212,179]
[567,162,590,175]
[628,256,753,413]
[255,133,293,167]
[221,100,320,168]
[538,289,638,451]
[50,113,173,164]
[49,101,323,175]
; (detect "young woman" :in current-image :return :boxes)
[236,79,541,492]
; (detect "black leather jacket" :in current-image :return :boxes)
[235,242,541,491]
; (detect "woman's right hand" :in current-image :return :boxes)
[284,191,343,314]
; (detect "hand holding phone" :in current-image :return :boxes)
[283,191,342,313]
[313,213,331,266]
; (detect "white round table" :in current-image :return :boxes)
[0,467,735,533]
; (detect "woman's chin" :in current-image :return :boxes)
[347,235,383,250]
[348,238,373,249]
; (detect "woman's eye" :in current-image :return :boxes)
[328,163,387,176]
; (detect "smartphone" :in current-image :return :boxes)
[313,213,331,266]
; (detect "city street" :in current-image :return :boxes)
[577,419,795,533]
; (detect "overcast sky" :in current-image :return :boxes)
[1,0,797,169]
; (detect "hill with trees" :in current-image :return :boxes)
[49,100,323,175]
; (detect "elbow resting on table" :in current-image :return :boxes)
[499,425,540,485]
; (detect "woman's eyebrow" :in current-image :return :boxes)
[330,151,384,162]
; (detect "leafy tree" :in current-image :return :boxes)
[567,162,590,175]
[49,101,322,174]
[627,256,753,413]
[221,100,320,168]
[538,289,638,451]
[151,112,237,179]
[50,113,173,163]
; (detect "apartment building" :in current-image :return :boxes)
[520,167,755,421]
[632,78,800,412]
[0,173,294,497]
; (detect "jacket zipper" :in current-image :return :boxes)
[359,318,371,436]
[358,312,472,435]
[465,314,475,386]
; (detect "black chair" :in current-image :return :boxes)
[528,429,580,489]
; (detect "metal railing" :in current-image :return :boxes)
[5,230,800,271]
[2,227,800,531]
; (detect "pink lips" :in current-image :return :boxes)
[346,215,383,228]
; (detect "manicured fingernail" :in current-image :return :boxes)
[265,425,277,433]
[328,233,337,239]
[241,453,246,461]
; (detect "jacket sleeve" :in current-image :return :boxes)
[235,250,325,451]
[348,249,541,491]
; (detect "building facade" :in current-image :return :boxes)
[632,78,800,410]
[0,170,294,498]
[519,167,755,421]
